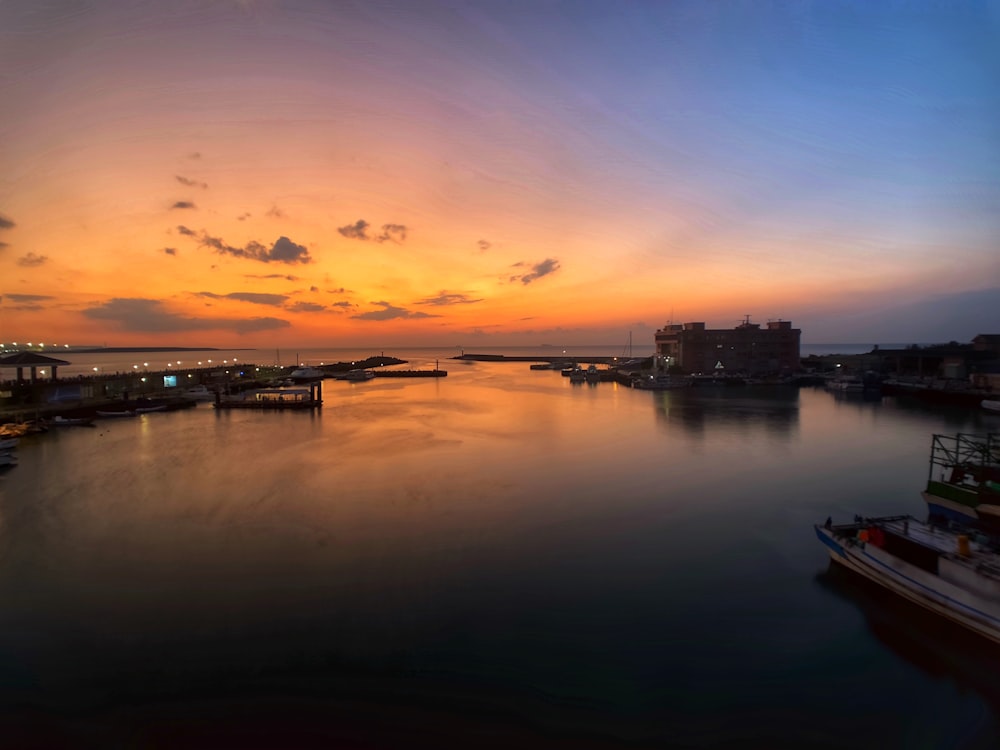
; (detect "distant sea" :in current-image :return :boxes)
[7,342,924,380]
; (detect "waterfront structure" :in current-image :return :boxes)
[654,317,800,375]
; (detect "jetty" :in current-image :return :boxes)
[214,381,323,410]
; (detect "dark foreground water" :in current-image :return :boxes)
[2,362,1000,748]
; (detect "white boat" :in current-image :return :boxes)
[182,385,215,402]
[816,515,1000,646]
[983,400,1000,414]
[51,416,95,427]
[287,366,325,383]
[341,369,375,381]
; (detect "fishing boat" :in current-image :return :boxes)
[921,432,1000,529]
[51,416,95,427]
[815,515,1000,646]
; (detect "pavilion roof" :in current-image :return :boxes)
[0,351,72,367]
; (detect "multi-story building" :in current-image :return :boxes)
[654,317,801,375]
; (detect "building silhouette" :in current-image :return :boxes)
[654,317,801,375]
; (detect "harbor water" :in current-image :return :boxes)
[2,356,999,748]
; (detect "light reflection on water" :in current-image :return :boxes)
[0,363,996,747]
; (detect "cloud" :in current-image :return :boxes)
[237,213,251,221]
[82,298,290,334]
[510,258,561,285]
[331,300,354,309]
[375,223,407,243]
[164,247,177,256]
[351,301,438,321]
[196,291,289,306]
[0,214,14,230]
[337,219,408,243]
[6,293,53,303]
[477,240,491,252]
[266,206,286,219]
[176,175,208,189]
[417,291,483,306]
[171,201,196,210]
[17,252,48,267]
[178,227,312,264]
[246,273,299,281]
[287,301,326,312]
[338,219,370,240]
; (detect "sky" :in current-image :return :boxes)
[1,0,998,349]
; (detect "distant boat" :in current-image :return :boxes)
[51,416,95,427]
[96,410,136,418]
[340,369,375,381]
[182,385,215,402]
[287,366,325,383]
[135,404,168,414]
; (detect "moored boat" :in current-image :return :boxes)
[0,436,18,451]
[921,432,1000,529]
[815,515,1000,646]
[340,369,375,381]
[96,410,136,418]
[51,416,95,427]
[287,366,325,383]
[984,400,1000,414]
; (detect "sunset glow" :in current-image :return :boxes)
[2,1,998,348]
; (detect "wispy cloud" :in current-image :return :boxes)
[5,293,53,303]
[416,291,483,306]
[266,206,286,219]
[196,291,289,306]
[510,258,561,285]
[176,175,208,189]
[337,219,408,243]
[177,226,312,264]
[351,301,438,321]
[17,252,48,267]
[477,240,491,252]
[0,214,14,230]
[171,201,196,210]
[164,247,177,256]
[83,298,290,334]
[287,301,326,312]
[245,273,299,281]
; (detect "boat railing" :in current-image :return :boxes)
[928,433,1000,482]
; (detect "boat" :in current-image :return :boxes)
[984,400,1000,414]
[135,404,168,414]
[96,410,136,418]
[287,366,325,383]
[585,365,601,383]
[0,437,18,451]
[632,374,689,390]
[815,514,1000,646]
[0,451,16,469]
[340,369,375,381]
[51,416,95,427]
[182,385,215,402]
[921,432,1000,529]
[568,366,586,383]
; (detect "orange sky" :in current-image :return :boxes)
[2,1,998,348]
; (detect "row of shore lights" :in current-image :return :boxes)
[89,358,239,374]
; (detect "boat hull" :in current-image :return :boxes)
[816,524,1000,646]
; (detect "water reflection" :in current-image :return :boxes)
[817,563,1000,721]
[651,386,801,443]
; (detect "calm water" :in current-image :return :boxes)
[2,362,1000,748]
